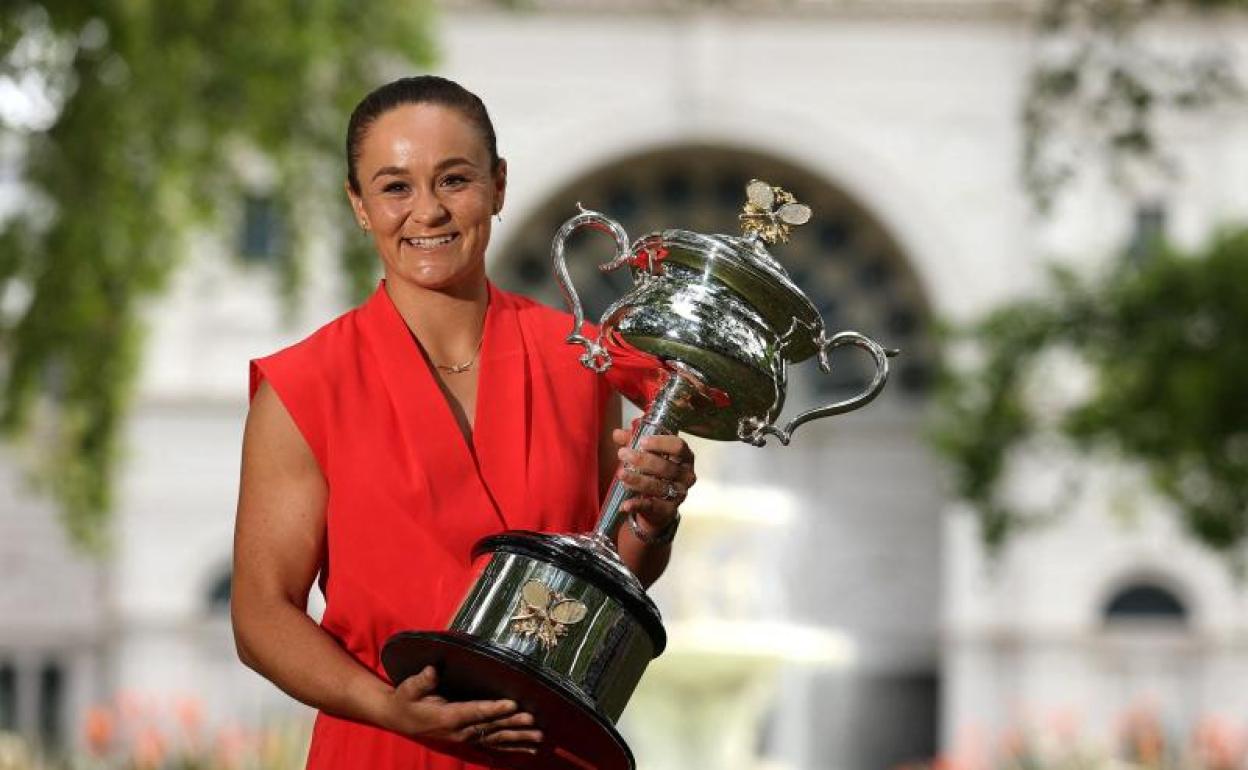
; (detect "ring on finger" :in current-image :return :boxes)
[474,725,488,743]
[662,480,683,501]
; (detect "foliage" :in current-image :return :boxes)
[930,228,1248,556]
[1023,0,1247,212]
[0,1,434,549]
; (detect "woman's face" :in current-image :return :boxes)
[346,103,506,293]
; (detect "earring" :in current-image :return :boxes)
[494,212,503,224]
[359,220,369,231]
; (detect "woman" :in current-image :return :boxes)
[231,75,696,769]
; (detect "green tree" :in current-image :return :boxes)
[0,1,434,549]
[930,230,1248,562]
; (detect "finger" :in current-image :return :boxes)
[617,459,688,499]
[442,699,518,730]
[679,464,697,490]
[396,666,438,700]
[620,450,697,493]
[622,495,679,528]
[612,427,632,448]
[616,467,683,503]
[491,745,540,755]
[483,728,544,745]
[636,434,693,463]
[450,720,542,745]
[484,711,536,730]
[617,447,682,481]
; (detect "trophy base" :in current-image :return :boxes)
[383,630,634,770]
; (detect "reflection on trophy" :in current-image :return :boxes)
[381,180,897,770]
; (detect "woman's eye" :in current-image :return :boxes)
[441,174,469,188]
[383,181,408,194]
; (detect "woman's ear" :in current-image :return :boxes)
[345,180,370,230]
[492,159,508,216]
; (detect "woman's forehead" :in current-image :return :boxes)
[359,103,489,170]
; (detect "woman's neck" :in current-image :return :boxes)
[384,275,489,365]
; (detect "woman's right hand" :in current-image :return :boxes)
[386,666,542,755]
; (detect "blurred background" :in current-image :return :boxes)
[2,0,1248,768]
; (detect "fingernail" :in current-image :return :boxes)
[499,699,517,710]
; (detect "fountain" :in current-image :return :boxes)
[621,444,853,770]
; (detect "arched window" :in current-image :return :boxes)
[1102,581,1188,625]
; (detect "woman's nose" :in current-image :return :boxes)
[410,188,448,224]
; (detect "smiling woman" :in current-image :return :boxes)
[229,76,698,770]
[343,101,505,438]
[346,102,506,301]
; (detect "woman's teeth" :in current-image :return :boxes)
[406,234,457,248]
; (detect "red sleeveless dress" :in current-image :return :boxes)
[250,281,611,769]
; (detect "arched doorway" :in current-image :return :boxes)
[493,145,942,769]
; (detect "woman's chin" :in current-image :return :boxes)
[390,265,484,294]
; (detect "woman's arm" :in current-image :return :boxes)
[597,393,697,587]
[232,381,540,753]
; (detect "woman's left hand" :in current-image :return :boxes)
[612,428,697,538]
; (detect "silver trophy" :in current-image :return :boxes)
[382,180,896,770]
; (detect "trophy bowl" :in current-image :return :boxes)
[382,180,897,770]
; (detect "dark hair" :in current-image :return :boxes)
[345,75,501,194]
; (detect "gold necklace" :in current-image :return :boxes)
[433,332,485,374]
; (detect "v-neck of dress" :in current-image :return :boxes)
[360,281,531,534]
[424,312,488,450]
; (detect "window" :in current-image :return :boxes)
[38,661,63,748]
[238,194,286,263]
[1103,582,1187,624]
[1126,202,1167,264]
[0,662,15,731]
[208,569,232,613]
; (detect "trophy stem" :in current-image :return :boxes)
[593,371,697,542]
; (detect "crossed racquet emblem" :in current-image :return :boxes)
[509,580,590,652]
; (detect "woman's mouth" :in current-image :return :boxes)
[404,233,459,249]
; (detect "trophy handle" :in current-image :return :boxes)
[551,205,632,373]
[738,331,899,447]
